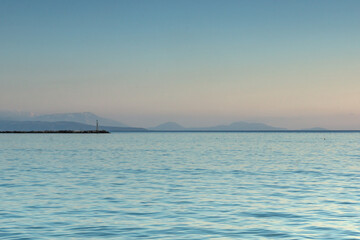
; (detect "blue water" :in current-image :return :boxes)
[1,133,360,239]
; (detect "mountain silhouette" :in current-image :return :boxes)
[34,112,127,127]
[0,111,127,127]
[150,121,285,131]
[150,122,186,131]
[0,120,146,132]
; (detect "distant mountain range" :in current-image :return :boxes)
[150,122,186,131]
[34,112,127,127]
[0,111,331,132]
[0,111,127,127]
[0,111,143,132]
[151,121,285,131]
[0,120,146,132]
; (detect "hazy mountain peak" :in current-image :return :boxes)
[0,111,127,127]
[34,112,128,127]
[150,121,285,131]
[151,122,185,131]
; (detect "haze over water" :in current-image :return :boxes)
[1,132,360,239]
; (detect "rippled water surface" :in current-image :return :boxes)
[1,133,360,239]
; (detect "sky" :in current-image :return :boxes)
[1,0,360,129]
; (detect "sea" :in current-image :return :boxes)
[1,132,360,239]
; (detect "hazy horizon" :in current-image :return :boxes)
[1,0,360,129]
[2,109,360,130]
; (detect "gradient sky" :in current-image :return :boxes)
[1,0,360,129]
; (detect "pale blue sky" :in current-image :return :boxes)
[1,0,360,128]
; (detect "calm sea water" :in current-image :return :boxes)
[1,133,360,239]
